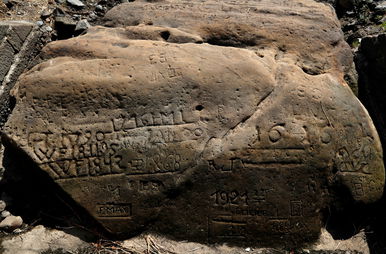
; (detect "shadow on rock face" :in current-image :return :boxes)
[324,183,377,240]
[356,33,386,254]
[0,140,108,242]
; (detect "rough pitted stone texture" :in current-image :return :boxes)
[0,21,43,127]
[1,0,384,248]
[103,0,354,79]
[103,0,359,95]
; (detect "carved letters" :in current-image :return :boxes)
[3,11,384,246]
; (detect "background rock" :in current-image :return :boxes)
[355,33,386,254]
[356,34,386,151]
[0,21,45,128]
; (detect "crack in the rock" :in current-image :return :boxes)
[221,88,274,139]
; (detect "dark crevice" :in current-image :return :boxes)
[195,105,204,111]
[205,37,258,48]
[323,184,370,241]
[301,66,323,76]
[160,30,170,41]
[54,20,76,40]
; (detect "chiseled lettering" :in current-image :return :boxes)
[96,204,132,217]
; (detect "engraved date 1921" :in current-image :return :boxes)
[210,190,248,206]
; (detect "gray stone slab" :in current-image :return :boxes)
[0,42,15,83]
[0,21,43,127]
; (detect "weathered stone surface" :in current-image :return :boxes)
[103,0,360,94]
[1,0,384,248]
[0,21,43,127]
[103,0,353,79]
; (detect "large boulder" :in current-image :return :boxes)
[1,0,384,248]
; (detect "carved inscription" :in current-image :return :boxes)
[40,149,186,179]
[211,190,248,206]
[335,138,374,175]
[96,204,132,218]
[112,110,194,131]
[290,201,302,217]
[27,108,203,180]
[268,219,291,233]
[208,149,305,172]
[128,179,165,193]
[2,8,385,246]
[253,123,308,146]
[210,188,278,218]
[209,216,247,239]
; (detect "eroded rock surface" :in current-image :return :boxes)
[1,0,384,248]
[103,0,354,79]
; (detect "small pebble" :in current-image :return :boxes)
[67,0,85,8]
[95,5,103,11]
[0,216,23,231]
[375,1,386,11]
[13,228,22,234]
[36,20,44,26]
[1,210,11,218]
[75,19,90,31]
[89,12,97,20]
[41,8,53,18]
[44,26,53,32]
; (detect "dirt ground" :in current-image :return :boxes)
[0,0,50,21]
[0,0,125,27]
